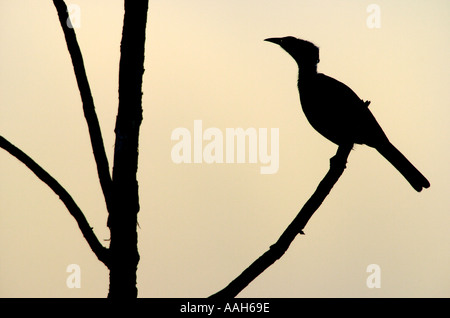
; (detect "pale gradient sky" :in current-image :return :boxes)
[1,0,449,297]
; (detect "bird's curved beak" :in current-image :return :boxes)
[264,37,282,45]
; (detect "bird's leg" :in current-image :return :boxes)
[330,143,353,169]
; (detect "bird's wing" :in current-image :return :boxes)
[313,73,386,146]
[315,73,366,111]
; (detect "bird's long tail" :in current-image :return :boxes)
[376,141,430,192]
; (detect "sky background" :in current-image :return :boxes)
[1,0,449,297]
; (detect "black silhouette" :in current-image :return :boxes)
[265,36,430,192]
[211,144,352,298]
[211,36,432,299]
[1,0,149,298]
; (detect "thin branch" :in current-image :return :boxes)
[52,0,113,213]
[210,144,353,298]
[0,136,110,267]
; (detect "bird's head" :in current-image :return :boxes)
[265,36,320,66]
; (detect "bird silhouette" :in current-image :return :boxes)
[265,36,430,192]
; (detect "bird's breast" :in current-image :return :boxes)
[297,81,352,145]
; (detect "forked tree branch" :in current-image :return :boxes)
[52,0,114,213]
[0,136,110,267]
[210,144,353,298]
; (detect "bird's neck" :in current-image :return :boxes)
[297,63,318,84]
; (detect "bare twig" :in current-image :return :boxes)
[210,144,353,298]
[52,0,113,212]
[0,136,110,266]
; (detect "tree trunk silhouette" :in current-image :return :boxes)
[108,0,149,298]
[210,144,353,298]
[1,0,149,298]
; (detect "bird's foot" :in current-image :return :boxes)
[330,144,353,169]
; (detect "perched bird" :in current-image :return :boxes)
[265,36,430,192]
